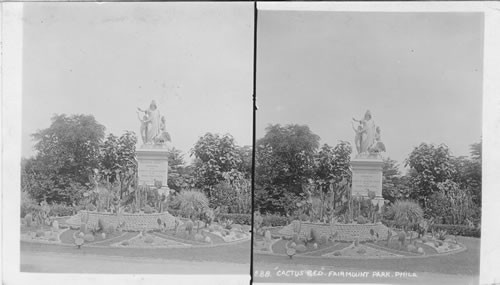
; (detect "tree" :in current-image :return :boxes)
[99,131,138,199]
[404,143,455,212]
[166,147,196,192]
[24,114,105,204]
[255,124,320,215]
[382,158,411,203]
[191,133,242,197]
[311,142,352,220]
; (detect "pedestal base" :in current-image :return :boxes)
[350,157,383,198]
[136,147,169,188]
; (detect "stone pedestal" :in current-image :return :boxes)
[350,156,385,209]
[136,147,169,189]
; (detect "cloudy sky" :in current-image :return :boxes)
[256,11,483,171]
[22,2,253,160]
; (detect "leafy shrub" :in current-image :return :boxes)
[430,224,480,238]
[105,225,115,234]
[185,220,194,235]
[398,232,406,245]
[86,204,97,211]
[357,216,368,224]
[254,212,264,229]
[264,230,272,243]
[205,236,212,243]
[356,248,366,254]
[49,204,74,217]
[144,236,154,243]
[144,205,154,214]
[290,242,297,248]
[310,228,320,242]
[217,213,251,225]
[299,214,308,222]
[80,223,87,233]
[296,244,307,252]
[262,214,289,227]
[167,208,181,217]
[319,234,328,245]
[435,229,448,241]
[292,233,300,243]
[98,218,108,232]
[83,233,94,242]
[172,190,209,219]
[20,192,40,218]
[386,200,424,231]
[407,244,418,253]
[24,214,33,227]
[194,233,204,242]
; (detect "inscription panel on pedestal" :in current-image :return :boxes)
[351,169,382,197]
[137,159,168,186]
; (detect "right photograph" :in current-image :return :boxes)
[253,7,483,285]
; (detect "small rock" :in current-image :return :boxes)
[417,247,424,254]
[313,243,318,249]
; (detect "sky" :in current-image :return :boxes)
[256,11,483,172]
[22,2,253,160]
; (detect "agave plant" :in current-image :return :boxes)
[387,200,424,241]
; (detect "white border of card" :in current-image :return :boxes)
[2,1,500,285]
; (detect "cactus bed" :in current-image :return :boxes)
[22,215,250,249]
[256,225,466,259]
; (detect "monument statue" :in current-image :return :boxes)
[350,110,386,209]
[352,110,384,155]
[135,100,171,190]
[368,126,386,154]
[137,100,169,145]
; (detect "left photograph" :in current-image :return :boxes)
[19,2,253,274]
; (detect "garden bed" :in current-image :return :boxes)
[20,226,67,244]
[322,243,402,258]
[111,233,190,248]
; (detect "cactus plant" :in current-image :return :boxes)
[310,228,319,243]
[185,220,194,235]
[319,234,328,245]
[25,213,33,227]
[286,247,296,259]
[296,244,307,252]
[83,233,94,242]
[194,233,204,242]
[264,230,272,243]
[386,229,393,246]
[75,238,84,249]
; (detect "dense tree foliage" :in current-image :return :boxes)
[23,114,105,204]
[191,133,242,196]
[99,131,138,199]
[255,124,320,215]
